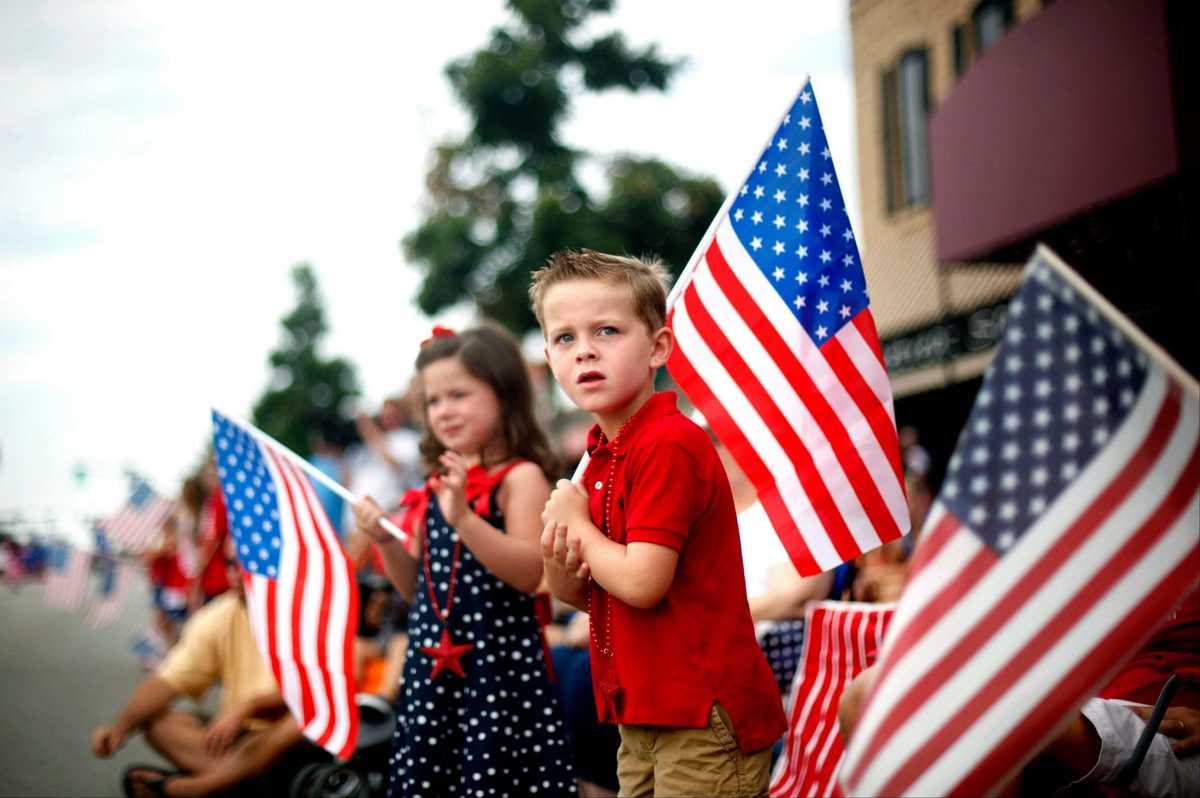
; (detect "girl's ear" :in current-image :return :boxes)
[650,325,674,369]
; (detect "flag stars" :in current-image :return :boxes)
[798,193,809,206]
[1034,408,1052,427]
[740,185,749,196]
[1093,366,1108,384]
[1036,352,1053,369]
[1031,466,1049,486]
[1038,294,1054,311]
[817,299,830,313]
[1120,388,1135,407]
[800,90,812,104]
[773,214,786,229]
[970,475,989,494]
[1004,384,1022,402]
[821,172,833,185]
[820,224,832,237]
[998,501,1017,520]
[816,325,829,339]
[800,116,811,129]
[843,254,855,267]
[841,279,853,293]
[821,146,831,159]
[796,270,809,284]
[793,295,806,310]
[797,245,809,259]
[971,445,990,465]
[734,208,744,221]
[750,237,763,251]
[943,480,960,498]
[1064,374,1082,392]
[1002,442,1021,461]
[1000,472,1019,490]
[774,189,787,203]
[1029,496,1047,515]
[796,220,809,233]
[1061,462,1079,480]
[799,142,810,155]
[772,266,786,281]
[775,163,787,177]
[969,506,988,525]
[997,530,1016,549]
[758,161,768,174]
[752,211,763,224]
[820,250,832,263]
[1033,438,1050,457]
[1063,432,1080,452]
[1093,427,1110,445]
[820,198,832,211]
[1093,397,1110,415]
[1065,344,1080,362]
[773,241,786,255]
[839,305,852,319]
[843,228,855,241]
[1035,379,1052,398]
[776,138,788,151]
[1003,413,1021,431]
[754,185,765,199]
[1064,403,1081,422]
[818,274,830,287]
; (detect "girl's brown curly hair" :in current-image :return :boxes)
[414,322,558,483]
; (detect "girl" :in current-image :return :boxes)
[355,323,575,798]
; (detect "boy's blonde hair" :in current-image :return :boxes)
[529,249,671,334]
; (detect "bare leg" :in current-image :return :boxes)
[838,664,878,745]
[380,633,409,703]
[166,716,306,797]
[142,712,218,774]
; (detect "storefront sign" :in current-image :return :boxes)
[881,301,1009,374]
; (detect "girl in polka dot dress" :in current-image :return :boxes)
[354,324,575,798]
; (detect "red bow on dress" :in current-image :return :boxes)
[394,461,524,538]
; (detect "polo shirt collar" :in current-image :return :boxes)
[586,391,680,456]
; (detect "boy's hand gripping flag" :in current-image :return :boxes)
[211,409,360,760]
[668,78,909,576]
[839,246,1200,797]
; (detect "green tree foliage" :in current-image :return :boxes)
[407,0,725,333]
[252,264,360,458]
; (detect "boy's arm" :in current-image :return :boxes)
[543,480,679,610]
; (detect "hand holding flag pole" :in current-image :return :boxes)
[213,408,410,544]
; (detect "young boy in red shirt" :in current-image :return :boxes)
[533,249,786,796]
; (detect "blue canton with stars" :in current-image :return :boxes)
[939,259,1149,553]
[211,410,284,580]
[727,82,867,344]
[128,479,155,510]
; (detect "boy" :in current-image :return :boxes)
[532,249,787,797]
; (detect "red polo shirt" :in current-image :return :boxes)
[584,392,786,753]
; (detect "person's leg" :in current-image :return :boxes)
[615,725,655,797]
[380,632,409,703]
[164,716,306,797]
[141,712,218,774]
[838,664,877,744]
[564,654,619,796]
[651,703,771,797]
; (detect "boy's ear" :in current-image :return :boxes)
[650,325,674,369]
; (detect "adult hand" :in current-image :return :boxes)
[1130,705,1200,757]
[202,707,246,757]
[92,725,124,758]
[353,496,392,544]
[430,452,469,528]
[541,479,589,529]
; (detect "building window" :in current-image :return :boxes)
[973,0,1013,53]
[954,0,1014,76]
[882,49,930,212]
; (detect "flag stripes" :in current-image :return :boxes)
[102,483,175,555]
[770,602,894,798]
[86,560,139,629]
[842,361,1200,795]
[44,547,92,612]
[670,222,907,574]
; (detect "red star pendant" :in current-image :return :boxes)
[420,628,473,680]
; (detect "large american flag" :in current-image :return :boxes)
[86,559,139,629]
[44,546,92,612]
[101,480,176,555]
[771,601,894,798]
[668,79,908,576]
[212,409,360,760]
[840,248,1200,797]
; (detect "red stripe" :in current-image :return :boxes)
[682,279,862,562]
[261,574,284,693]
[703,240,902,546]
[882,441,1200,796]
[852,309,886,370]
[856,385,1184,779]
[823,335,904,485]
[667,336,820,574]
[810,611,859,793]
[268,449,316,726]
[954,546,1200,797]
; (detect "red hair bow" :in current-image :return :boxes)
[420,326,456,347]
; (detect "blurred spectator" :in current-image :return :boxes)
[354,577,410,704]
[306,414,350,542]
[898,425,931,482]
[93,538,328,796]
[175,477,205,582]
[146,516,188,647]
[343,397,421,530]
[193,455,230,608]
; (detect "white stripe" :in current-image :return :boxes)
[909,492,1200,797]
[850,371,1186,792]
[835,320,897,426]
[295,465,354,754]
[257,445,304,719]
[691,264,881,551]
[714,224,909,537]
[674,298,842,570]
[806,610,856,797]
[280,459,333,744]
[792,605,835,790]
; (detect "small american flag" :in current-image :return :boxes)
[86,559,139,630]
[771,601,894,798]
[211,409,359,760]
[668,79,908,576]
[44,546,92,612]
[840,247,1200,796]
[101,480,176,555]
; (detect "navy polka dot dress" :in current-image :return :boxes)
[388,489,575,798]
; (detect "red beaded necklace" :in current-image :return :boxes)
[588,415,635,659]
[423,528,462,625]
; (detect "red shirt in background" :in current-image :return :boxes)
[583,391,786,754]
[1100,588,1200,708]
[198,488,229,598]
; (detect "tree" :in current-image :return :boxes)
[406,0,724,333]
[252,264,360,458]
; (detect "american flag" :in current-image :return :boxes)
[211,409,359,760]
[668,79,908,576]
[44,546,92,612]
[771,601,894,798]
[86,559,139,629]
[101,480,176,555]
[840,248,1200,797]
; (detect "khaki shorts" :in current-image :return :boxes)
[616,702,773,797]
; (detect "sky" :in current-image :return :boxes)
[0,0,857,546]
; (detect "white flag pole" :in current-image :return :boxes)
[570,75,814,482]
[214,408,410,543]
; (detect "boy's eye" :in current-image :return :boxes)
[598,326,618,336]
[556,333,574,344]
